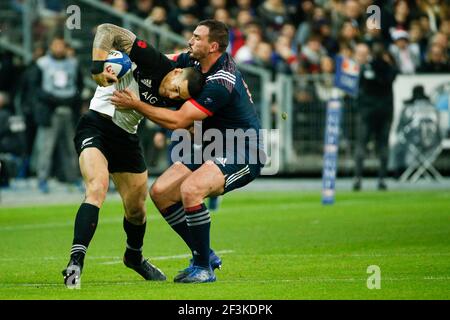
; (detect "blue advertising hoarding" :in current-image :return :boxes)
[322,97,342,205]
[321,57,360,204]
[334,55,360,97]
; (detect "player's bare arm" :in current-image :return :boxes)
[111,88,207,130]
[91,23,136,86]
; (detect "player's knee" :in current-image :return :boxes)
[85,179,108,206]
[124,184,147,214]
[125,206,146,225]
[149,181,166,201]
[173,161,187,168]
[180,180,201,203]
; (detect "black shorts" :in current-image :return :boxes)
[73,110,147,173]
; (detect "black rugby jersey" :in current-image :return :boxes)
[128,39,183,109]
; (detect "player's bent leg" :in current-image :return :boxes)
[176,161,225,283]
[179,160,225,207]
[150,161,192,210]
[150,162,200,255]
[111,171,166,281]
[175,161,263,283]
[63,148,109,288]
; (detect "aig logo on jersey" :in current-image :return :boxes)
[141,91,159,104]
[139,77,158,104]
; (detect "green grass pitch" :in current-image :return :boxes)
[0,191,449,299]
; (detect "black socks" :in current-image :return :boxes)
[123,217,146,264]
[70,203,99,265]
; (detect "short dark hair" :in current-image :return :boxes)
[183,67,205,97]
[198,19,229,52]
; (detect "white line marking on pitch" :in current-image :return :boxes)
[1,251,449,262]
[99,250,235,265]
[0,216,158,231]
[1,276,449,288]
[254,252,450,258]
[218,276,450,284]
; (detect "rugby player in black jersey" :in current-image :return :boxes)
[62,23,204,288]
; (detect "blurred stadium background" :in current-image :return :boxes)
[0,0,449,300]
[0,0,449,185]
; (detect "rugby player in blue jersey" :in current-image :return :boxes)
[112,20,265,283]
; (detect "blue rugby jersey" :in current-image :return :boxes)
[174,52,263,151]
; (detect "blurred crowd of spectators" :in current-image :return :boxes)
[100,0,450,75]
[104,0,450,116]
[0,36,84,190]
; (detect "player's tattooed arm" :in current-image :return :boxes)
[92,23,136,60]
[91,23,136,86]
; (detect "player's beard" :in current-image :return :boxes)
[188,52,200,61]
[189,50,208,62]
[188,46,196,59]
[188,46,206,61]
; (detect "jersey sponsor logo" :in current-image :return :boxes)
[137,40,147,48]
[81,137,94,149]
[141,91,159,104]
[140,78,152,88]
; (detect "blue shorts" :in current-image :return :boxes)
[182,143,265,194]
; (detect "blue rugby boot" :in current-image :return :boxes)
[174,250,222,282]
[178,266,216,284]
[189,249,222,270]
[208,249,222,270]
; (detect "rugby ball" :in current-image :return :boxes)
[104,50,132,79]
